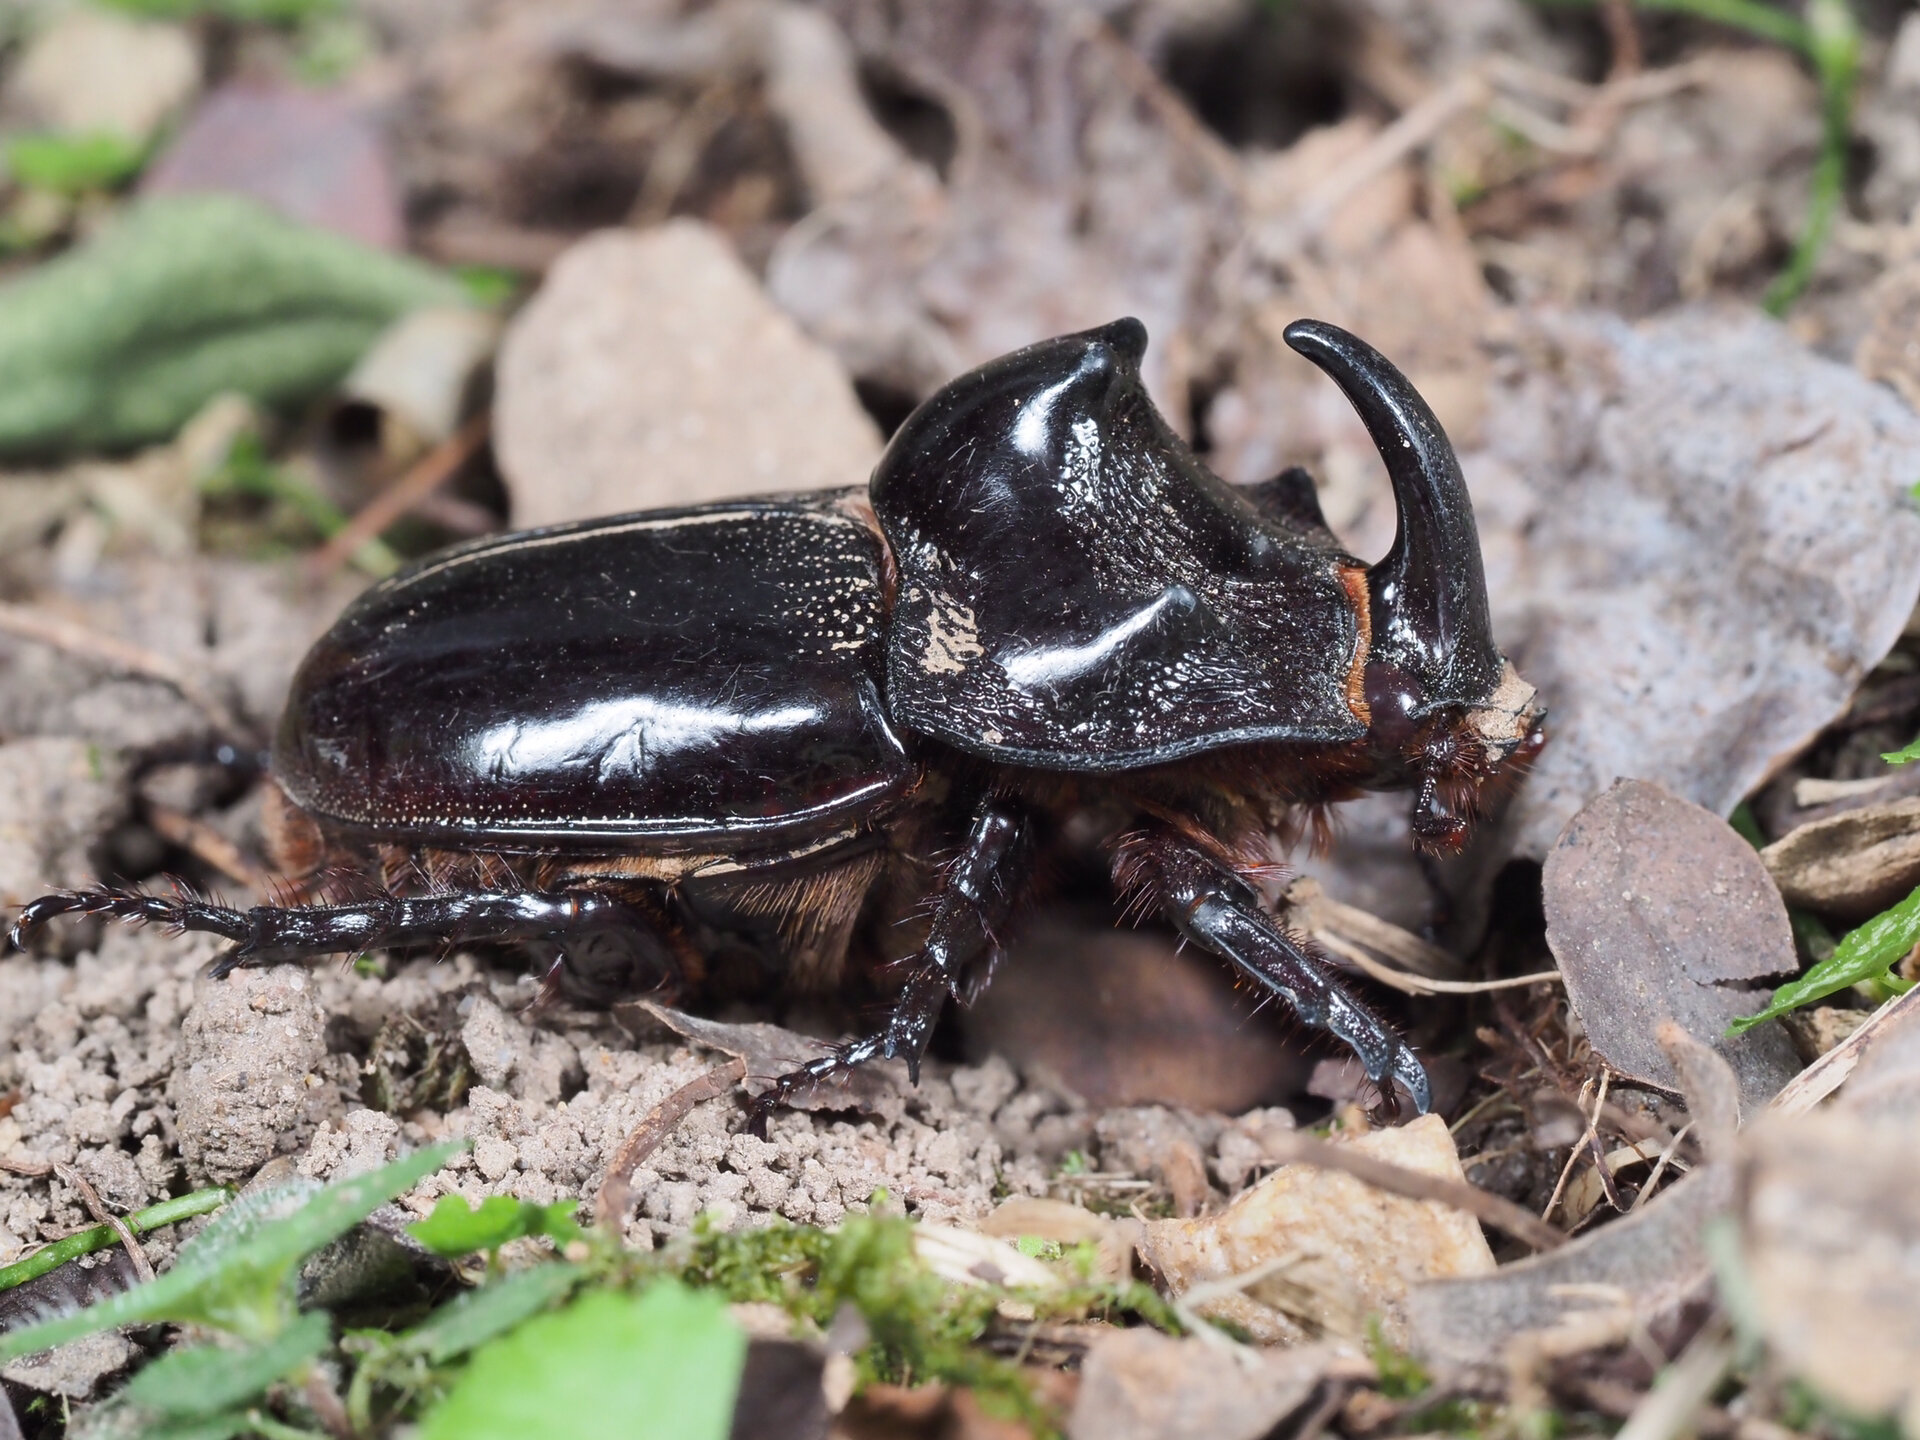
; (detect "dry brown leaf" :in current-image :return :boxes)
[1824,983,1920,1118]
[1543,779,1800,1112]
[979,1197,1136,1284]
[1138,1114,1496,1346]
[637,1001,905,1119]
[1854,258,1920,413]
[1760,796,1920,922]
[143,86,405,251]
[1405,1163,1734,1371]
[494,219,882,527]
[1654,1021,1741,1159]
[1067,1330,1353,1440]
[1483,309,1920,866]
[1412,975,1920,1376]
[769,0,1234,417]
[1739,1110,1920,1436]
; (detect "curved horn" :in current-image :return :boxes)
[1283,319,1502,708]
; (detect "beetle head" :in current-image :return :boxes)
[1285,320,1545,852]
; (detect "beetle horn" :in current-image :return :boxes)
[1282,319,1502,709]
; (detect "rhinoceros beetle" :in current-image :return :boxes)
[11,318,1542,1117]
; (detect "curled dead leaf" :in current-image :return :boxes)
[636,1001,903,1119]
[1760,796,1920,922]
[978,1197,1137,1285]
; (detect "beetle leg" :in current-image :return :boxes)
[8,882,657,981]
[1115,829,1432,1115]
[754,802,1029,1121]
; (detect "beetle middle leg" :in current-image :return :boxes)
[754,800,1030,1119]
[8,883,673,989]
[1114,827,1432,1114]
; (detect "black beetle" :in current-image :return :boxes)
[11,318,1542,1116]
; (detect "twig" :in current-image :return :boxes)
[594,1060,746,1229]
[1614,1316,1736,1440]
[1286,877,1462,979]
[307,413,491,580]
[1542,1071,1609,1225]
[1170,1253,1302,1365]
[1628,1121,1693,1213]
[0,601,248,739]
[1601,0,1643,80]
[1315,930,1563,996]
[1077,15,1246,198]
[0,1187,231,1294]
[630,82,740,224]
[1262,1132,1567,1251]
[145,804,267,890]
[1586,1072,1623,1212]
[303,1368,355,1440]
[1769,981,1920,1115]
[51,1163,153,1283]
[1277,71,1491,253]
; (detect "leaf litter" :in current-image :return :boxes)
[6,0,1920,1436]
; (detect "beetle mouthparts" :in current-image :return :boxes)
[1282,319,1505,719]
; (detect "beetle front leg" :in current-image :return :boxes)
[1115,829,1432,1114]
[8,883,661,983]
[755,801,1030,1119]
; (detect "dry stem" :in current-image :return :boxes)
[595,1060,747,1230]
[1263,1131,1567,1251]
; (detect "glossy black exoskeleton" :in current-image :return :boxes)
[12,319,1543,1116]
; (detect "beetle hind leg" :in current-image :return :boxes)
[9,881,671,990]
[9,884,251,952]
[1114,828,1432,1115]
[753,801,1029,1125]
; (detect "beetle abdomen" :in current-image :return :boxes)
[274,490,914,850]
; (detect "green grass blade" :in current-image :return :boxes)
[122,1310,332,1419]
[3,132,149,194]
[0,1187,231,1295]
[399,1263,585,1364]
[0,1141,463,1362]
[1730,886,1920,1033]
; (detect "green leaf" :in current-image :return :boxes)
[126,1415,258,1440]
[1884,735,1920,766]
[123,1310,332,1419]
[408,1195,584,1257]
[453,265,521,309]
[201,432,399,575]
[101,0,341,23]
[0,194,464,460]
[1731,886,1920,1033]
[398,1263,584,1364]
[0,1141,463,1362]
[418,1283,745,1440]
[4,132,148,194]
